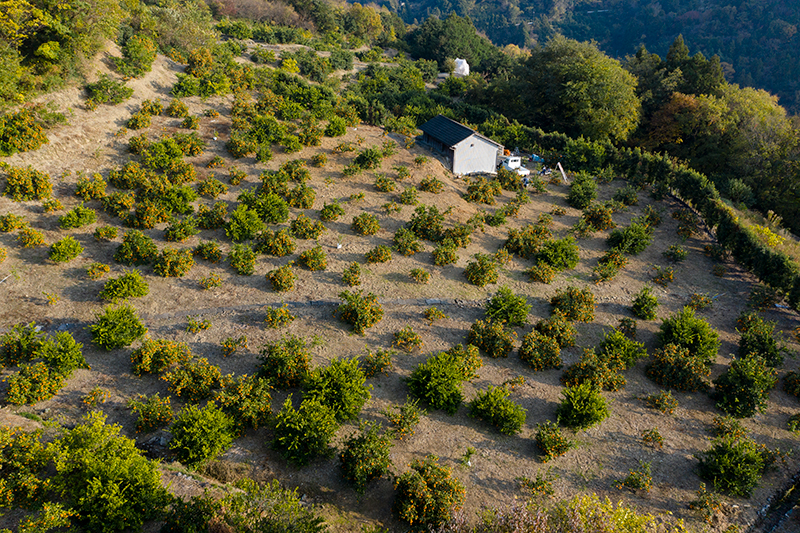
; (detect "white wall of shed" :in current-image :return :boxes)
[452,135,500,175]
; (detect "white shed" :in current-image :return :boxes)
[419,115,503,175]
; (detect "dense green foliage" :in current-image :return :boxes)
[305,357,371,422]
[169,402,236,468]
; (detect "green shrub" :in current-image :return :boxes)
[536,237,579,271]
[291,213,325,239]
[265,304,295,329]
[712,415,749,440]
[399,186,419,206]
[468,385,526,435]
[738,316,788,367]
[524,263,554,284]
[214,374,272,431]
[267,262,296,292]
[350,213,380,236]
[581,204,615,231]
[632,286,659,320]
[561,348,626,391]
[162,358,222,402]
[567,173,597,209]
[127,111,152,129]
[784,371,800,398]
[254,228,295,256]
[128,393,173,433]
[485,286,530,327]
[114,230,158,265]
[607,222,653,255]
[193,240,222,263]
[713,356,777,418]
[556,382,609,429]
[393,455,465,530]
[320,201,344,222]
[388,229,421,258]
[93,225,117,241]
[299,245,327,271]
[342,262,361,286]
[286,183,315,208]
[130,338,191,375]
[240,191,289,224]
[644,390,678,414]
[170,402,235,468]
[5,361,65,405]
[599,329,647,370]
[697,435,769,497]
[229,244,256,275]
[182,115,199,129]
[311,153,327,167]
[467,318,516,359]
[406,348,479,415]
[272,397,338,466]
[49,412,170,532]
[49,236,83,263]
[432,241,458,266]
[75,173,107,201]
[197,177,228,198]
[33,331,86,376]
[86,262,110,280]
[340,422,392,493]
[16,225,44,247]
[646,343,711,392]
[102,191,136,218]
[612,184,638,206]
[3,165,52,200]
[505,223,552,258]
[419,175,444,194]
[0,109,49,156]
[593,247,628,282]
[535,420,573,461]
[464,253,499,287]
[226,205,265,242]
[406,204,444,241]
[393,326,423,352]
[519,330,561,371]
[663,244,688,262]
[409,268,430,284]
[99,271,149,302]
[383,396,425,440]
[90,304,147,350]
[154,248,194,277]
[166,99,189,117]
[337,290,383,334]
[616,460,652,492]
[116,34,158,77]
[197,202,227,229]
[0,212,26,232]
[464,176,501,204]
[258,335,311,388]
[360,348,393,378]
[164,216,199,243]
[305,357,370,422]
[59,204,97,229]
[658,307,720,364]
[533,310,577,348]
[374,173,396,192]
[551,286,596,322]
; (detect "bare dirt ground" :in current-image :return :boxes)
[2,50,800,533]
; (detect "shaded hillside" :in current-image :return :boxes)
[381,0,800,113]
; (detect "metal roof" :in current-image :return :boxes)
[419,115,500,148]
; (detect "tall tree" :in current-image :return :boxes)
[496,36,641,142]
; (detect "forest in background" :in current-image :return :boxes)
[379,0,800,115]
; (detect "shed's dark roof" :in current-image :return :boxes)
[419,115,480,147]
